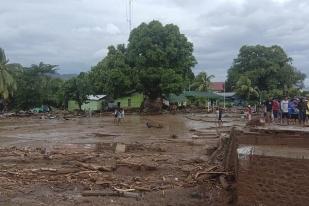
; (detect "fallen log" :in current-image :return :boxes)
[75,162,113,172]
[82,190,115,197]
[146,121,163,128]
[113,187,135,192]
[82,190,141,199]
[40,168,57,172]
[194,165,217,179]
[116,161,158,171]
[133,186,152,192]
[185,116,228,123]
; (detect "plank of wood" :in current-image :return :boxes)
[82,190,141,199]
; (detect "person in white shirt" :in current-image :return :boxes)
[281,96,289,125]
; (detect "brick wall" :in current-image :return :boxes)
[237,154,309,206]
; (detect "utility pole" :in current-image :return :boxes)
[223,82,226,109]
[126,0,133,32]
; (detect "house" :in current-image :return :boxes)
[114,92,144,109]
[183,91,223,99]
[168,93,188,107]
[68,95,108,112]
[210,82,225,92]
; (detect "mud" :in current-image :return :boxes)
[0,113,241,206]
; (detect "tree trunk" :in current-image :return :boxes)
[141,97,163,113]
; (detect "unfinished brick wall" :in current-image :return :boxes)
[237,153,309,206]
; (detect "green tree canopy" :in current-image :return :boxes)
[90,20,197,100]
[226,45,306,95]
[127,20,197,98]
[89,45,135,98]
[127,21,196,78]
[12,62,63,110]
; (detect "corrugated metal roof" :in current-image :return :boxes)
[215,92,236,97]
[168,94,188,103]
[87,95,106,100]
[183,91,223,99]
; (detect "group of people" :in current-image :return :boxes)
[114,108,125,125]
[263,96,309,126]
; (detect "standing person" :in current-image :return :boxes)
[281,96,289,125]
[116,109,121,125]
[120,108,125,122]
[298,98,308,127]
[272,98,280,123]
[246,105,252,121]
[306,99,309,124]
[218,107,223,127]
[289,99,298,124]
[264,97,273,124]
[113,108,118,124]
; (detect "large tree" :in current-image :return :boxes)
[90,20,196,100]
[226,45,306,94]
[127,20,197,98]
[0,48,18,100]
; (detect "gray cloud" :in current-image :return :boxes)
[0,0,308,86]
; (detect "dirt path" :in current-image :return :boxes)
[0,114,239,206]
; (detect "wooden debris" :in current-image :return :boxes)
[133,186,152,192]
[82,190,141,199]
[116,161,158,171]
[40,168,57,172]
[95,181,111,187]
[113,187,136,192]
[146,121,163,128]
[194,165,218,179]
[82,190,115,197]
[75,162,113,172]
[115,143,126,153]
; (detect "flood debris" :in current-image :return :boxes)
[115,143,126,153]
[0,114,238,205]
[146,121,163,128]
[82,189,142,199]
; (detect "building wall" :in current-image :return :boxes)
[232,129,309,206]
[68,100,102,111]
[237,155,309,206]
[81,100,102,111]
[68,100,80,111]
[115,93,143,108]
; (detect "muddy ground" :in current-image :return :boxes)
[0,113,243,206]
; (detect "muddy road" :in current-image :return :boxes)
[0,113,241,206]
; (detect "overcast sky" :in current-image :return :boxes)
[1,0,308,85]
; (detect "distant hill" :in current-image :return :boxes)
[48,73,78,80]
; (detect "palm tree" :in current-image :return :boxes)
[235,76,258,100]
[191,72,215,92]
[0,48,18,99]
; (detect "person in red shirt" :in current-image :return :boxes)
[272,98,280,123]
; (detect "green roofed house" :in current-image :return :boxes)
[183,91,223,99]
[171,91,223,109]
[114,92,144,109]
[68,95,108,112]
[168,93,188,106]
